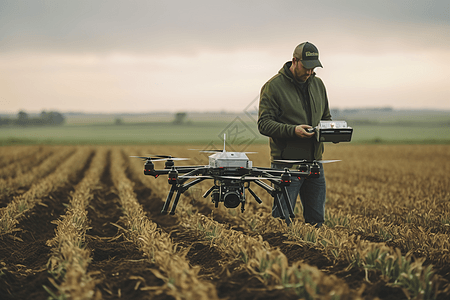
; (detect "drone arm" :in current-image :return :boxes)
[146,169,170,177]
[174,166,209,174]
[253,179,276,196]
[179,177,206,190]
[146,166,208,177]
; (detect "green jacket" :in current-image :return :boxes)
[258,61,332,161]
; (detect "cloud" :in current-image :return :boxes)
[1,0,448,54]
[1,0,449,112]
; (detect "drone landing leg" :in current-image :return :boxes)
[253,179,291,225]
[281,186,295,219]
[168,178,205,215]
[274,194,290,225]
[203,186,215,198]
[247,187,262,204]
[161,185,176,214]
[169,190,182,215]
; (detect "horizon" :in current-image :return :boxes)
[2,107,450,117]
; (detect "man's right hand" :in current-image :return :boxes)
[295,125,315,138]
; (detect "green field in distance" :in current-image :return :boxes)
[1,120,449,146]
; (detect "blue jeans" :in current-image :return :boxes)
[271,163,326,227]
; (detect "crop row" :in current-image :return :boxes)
[45,147,107,299]
[0,144,448,299]
[0,146,54,179]
[0,146,42,168]
[128,144,450,260]
[124,147,361,299]
[0,147,75,202]
[126,144,450,299]
[0,147,91,233]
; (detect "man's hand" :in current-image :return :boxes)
[295,125,315,138]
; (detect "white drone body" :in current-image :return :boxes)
[207,134,253,168]
[208,151,252,168]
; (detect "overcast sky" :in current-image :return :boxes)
[1,0,449,113]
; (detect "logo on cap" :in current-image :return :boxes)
[305,51,318,57]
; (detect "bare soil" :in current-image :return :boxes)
[0,147,449,300]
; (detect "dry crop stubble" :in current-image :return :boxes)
[0,147,75,207]
[45,147,107,300]
[0,146,94,300]
[0,147,92,234]
[128,143,450,299]
[0,146,53,180]
[0,144,449,299]
[124,146,361,299]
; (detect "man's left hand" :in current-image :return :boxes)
[295,125,315,138]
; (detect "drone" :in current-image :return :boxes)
[132,132,345,225]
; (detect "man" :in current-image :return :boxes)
[257,42,332,227]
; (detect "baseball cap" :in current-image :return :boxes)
[293,42,323,69]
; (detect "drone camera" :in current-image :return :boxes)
[223,192,241,208]
[210,185,244,209]
[222,185,244,209]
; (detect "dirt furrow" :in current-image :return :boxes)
[0,147,94,300]
[0,146,44,168]
[0,146,76,207]
[85,149,172,300]
[0,146,55,180]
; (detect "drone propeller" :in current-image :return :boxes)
[273,159,341,164]
[150,155,189,160]
[189,148,258,154]
[318,160,341,164]
[273,159,306,164]
[220,175,279,181]
[148,155,190,161]
[130,155,189,162]
[161,157,190,161]
[130,156,166,162]
[189,149,223,153]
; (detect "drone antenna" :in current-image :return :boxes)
[223,133,226,152]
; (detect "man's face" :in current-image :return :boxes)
[292,58,315,82]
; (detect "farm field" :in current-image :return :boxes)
[0,144,449,299]
[1,120,450,146]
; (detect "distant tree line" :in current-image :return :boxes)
[0,110,65,126]
[330,107,393,117]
